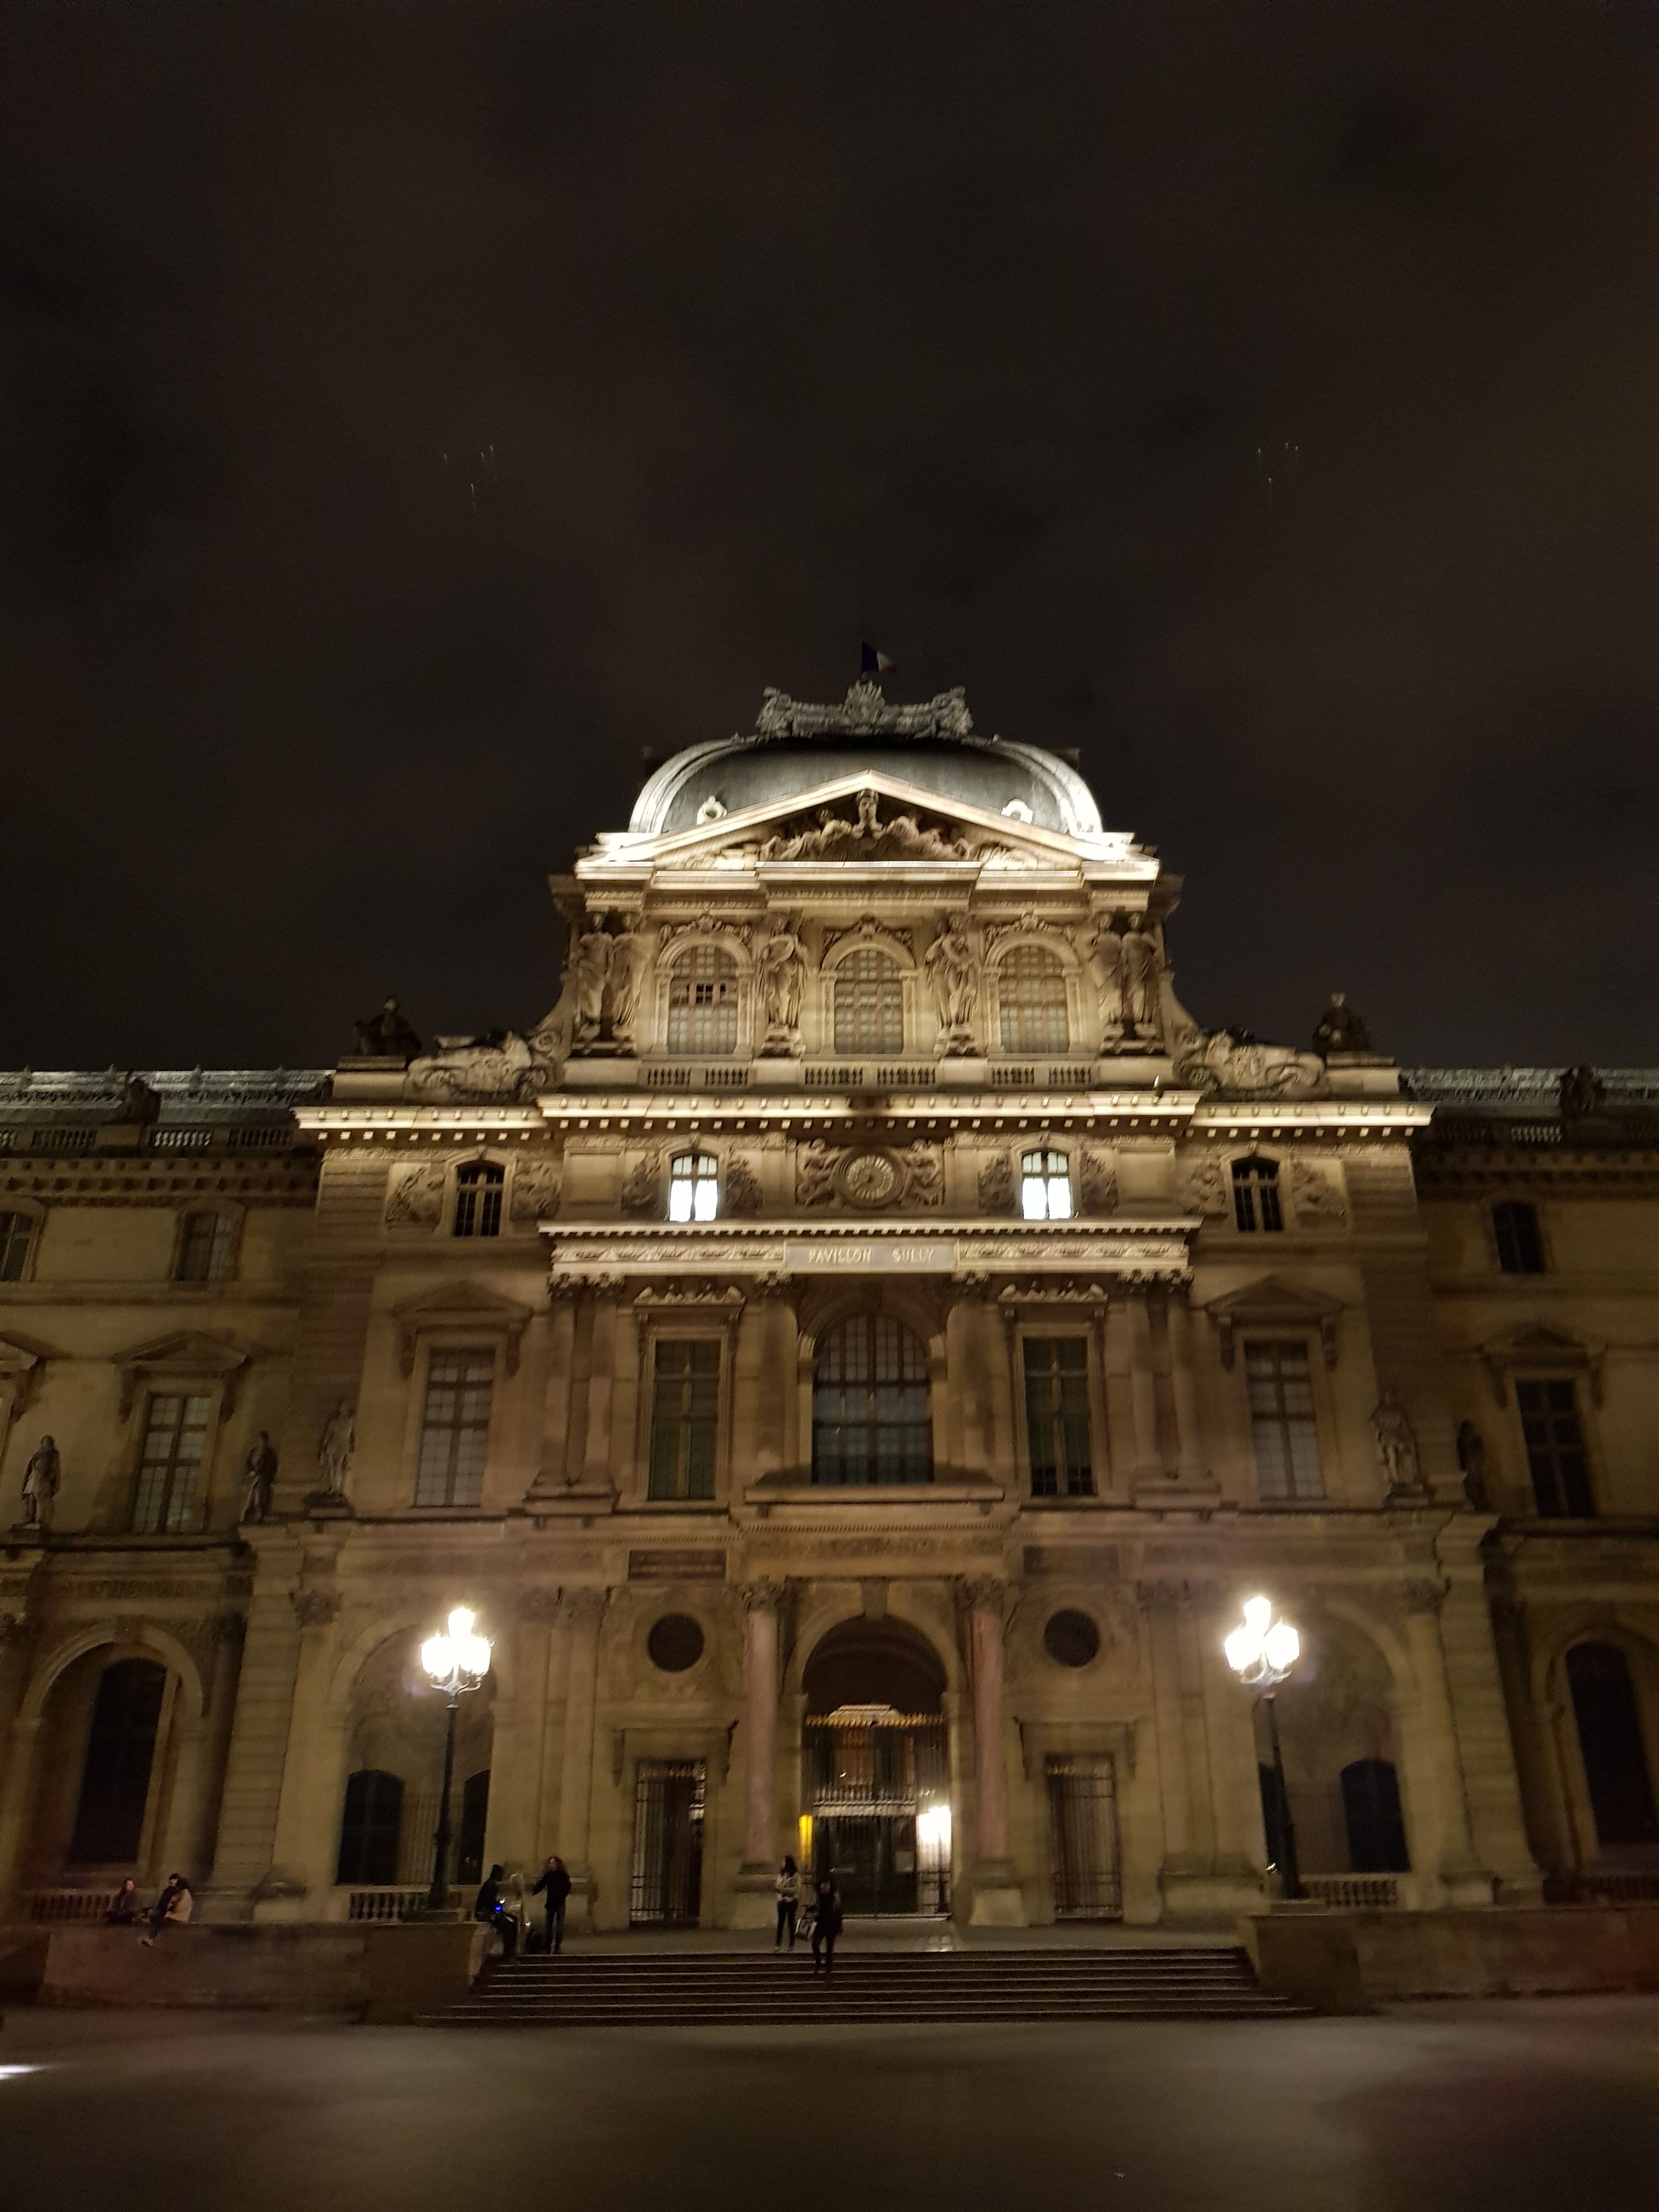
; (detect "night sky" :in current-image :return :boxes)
[1,3,1652,1074]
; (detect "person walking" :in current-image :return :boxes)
[810,1870,842,1978]
[773,1855,800,1950]
[531,1854,572,1955]
[473,1864,518,1960]
[138,1873,192,1946]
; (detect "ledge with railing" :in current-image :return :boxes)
[1300,1875,1401,1910]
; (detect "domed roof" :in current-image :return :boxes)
[629,684,1104,840]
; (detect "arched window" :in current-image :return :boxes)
[1340,1759,1410,1872]
[667,946,738,1054]
[1566,1643,1659,1850]
[1233,1158,1282,1233]
[812,1314,930,1486]
[998,945,1069,1054]
[336,1769,404,1885]
[1020,1149,1073,1221]
[453,1161,504,1239]
[668,1152,719,1222]
[68,1657,167,1864]
[833,949,904,1054]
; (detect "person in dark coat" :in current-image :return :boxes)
[473,1864,518,1960]
[774,1855,800,1950]
[531,1855,572,1955]
[810,1872,842,1977]
[105,1877,138,1926]
[139,1874,192,1946]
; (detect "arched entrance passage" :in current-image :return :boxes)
[801,1618,950,1917]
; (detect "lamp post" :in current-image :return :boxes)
[421,1605,492,1912]
[1224,1595,1304,1902]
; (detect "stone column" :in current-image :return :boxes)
[1141,1577,1262,1919]
[961,1578,1024,1924]
[189,1613,246,1881]
[1165,1288,1211,1486]
[258,1585,346,1920]
[1102,1294,1138,1491]
[555,1588,607,1930]
[1400,1583,1501,1906]
[582,1293,619,1489]
[1434,1520,1543,1900]
[733,1581,785,1926]
[205,1523,306,1919]
[1126,1288,1162,1483]
[527,1292,579,1497]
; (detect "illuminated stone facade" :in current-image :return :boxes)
[2,686,1655,1933]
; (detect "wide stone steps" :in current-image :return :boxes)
[422,1945,1305,2026]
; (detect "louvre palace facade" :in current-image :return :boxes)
[2,681,1656,1939]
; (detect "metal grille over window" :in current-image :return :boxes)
[1047,1754,1122,1920]
[415,1351,494,1507]
[1492,1200,1545,1274]
[833,948,904,1054]
[132,1392,212,1531]
[1517,1379,1593,1516]
[1245,1340,1324,1499]
[453,1161,504,1238]
[1023,1338,1094,1496]
[812,1314,930,1485]
[998,945,1069,1054]
[668,1152,719,1223]
[1233,1158,1283,1233]
[175,1211,233,1282]
[0,1211,34,1282]
[630,1758,706,1926]
[667,946,738,1055]
[1020,1149,1072,1221]
[648,1341,720,1500]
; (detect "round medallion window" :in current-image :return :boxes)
[1044,1609,1101,1669]
[647,1613,706,1673]
[839,1149,902,1208]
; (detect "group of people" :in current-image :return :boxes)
[105,1872,193,1944]
[772,1857,844,1975]
[473,1855,572,1960]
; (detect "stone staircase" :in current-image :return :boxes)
[422,1944,1305,2026]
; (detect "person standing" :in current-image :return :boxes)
[810,1871,842,1978]
[531,1855,572,1955]
[473,1864,518,1960]
[139,1873,192,1946]
[773,1855,800,1950]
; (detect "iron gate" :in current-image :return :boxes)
[1047,1753,1122,1920]
[630,1758,706,1926]
[803,1717,950,1916]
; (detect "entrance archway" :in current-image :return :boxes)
[801,1617,950,1916]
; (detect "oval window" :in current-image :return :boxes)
[647,1613,706,1673]
[1044,1609,1101,1669]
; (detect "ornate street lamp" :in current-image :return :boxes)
[421,1605,492,1912]
[1224,1595,1304,1901]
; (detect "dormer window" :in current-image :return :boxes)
[1232,1159,1282,1234]
[1020,1150,1072,1221]
[453,1162,504,1239]
[668,1153,719,1223]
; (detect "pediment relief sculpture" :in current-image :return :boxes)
[405,1029,545,1101]
[385,1156,453,1229]
[755,681,975,742]
[758,786,1008,865]
[510,1160,563,1226]
[1171,1026,1327,1099]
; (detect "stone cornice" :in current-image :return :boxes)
[544,1216,1196,1283]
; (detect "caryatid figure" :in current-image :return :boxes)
[571,925,613,1045]
[1088,923,1124,1043]
[606,922,650,1049]
[1120,916,1161,1037]
[924,920,979,1049]
[758,921,805,1043]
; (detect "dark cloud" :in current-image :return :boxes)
[0,0,1652,1070]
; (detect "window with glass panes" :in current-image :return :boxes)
[668,1153,719,1222]
[1244,1341,1323,1499]
[812,1314,930,1485]
[132,1392,212,1531]
[666,946,738,1054]
[833,949,904,1054]
[415,1351,494,1506]
[1492,1201,1544,1274]
[0,1211,35,1282]
[1020,1149,1073,1221]
[1517,1379,1593,1516]
[453,1161,504,1238]
[648,1340,720,1499]
[1023,1338,1094,1496]
[1232,1159,1283,1233]
[998,946,1069,1054]
[175,1211,234,1282]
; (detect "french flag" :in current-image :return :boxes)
[860,641,897,675]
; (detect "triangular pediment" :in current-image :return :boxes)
[1203,1275,1345,1369]
[113,1330,251,1419]
[391,1279,533,1375]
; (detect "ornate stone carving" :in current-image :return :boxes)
[571,921,613,1048]
[755,681,974,741]
[1171,1029,1327,1099]
[1085,923,1124,1045]
[759,787,994,865]
[1079,1152,1118,1216]
[1179,1155,1230,1217]
[1312,992,1373,1056]
[978,1153,1016,1215]
[1119,916,1161,1040]
[510,1160,563,1227]
[316,1401,355,1499]
[898,1144,945,1208]
[1286,1158,1347,1228]
[240,1431,277,1524]
[405,1031,541,1101]
[1559,1064,1606,1120]
[292,1589,341,1628]
[385,1158,450,1229]
[796,1143,840,1208]
[1372,1390,1427,1502]
[723,1158,762,1218]
[607,921,651,1050]
[742,1579,787,1615]
[796,1143,942,1211]
[756,921,807,1050]
[924,920,980,1053]
[1455,1420,1489,1511]
[619,1151,662,1218]
[353,997,421,1062]
[20,1435,60,1531]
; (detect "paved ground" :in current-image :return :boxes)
[3,1997,1657,2210]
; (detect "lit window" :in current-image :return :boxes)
[132,1392,211,1531]
[833,948,904,1054]
[453,1161,504,1239]
[1023,1338,1093,1497]
[1517,1379,1592,1517]
[0,1212,36,1282]
[1244,1341,1323,1499]
[1020,1150,1072,1221]
[668,1153,719,1222]
[648,1340,720,1500]
[1232,1159,1282,1233]
[667,946,738,1054]
[175,1211,234,1282]
[998,946,1069,1054]
[415,1350,493,1507]
[1492,1201,1544,1274]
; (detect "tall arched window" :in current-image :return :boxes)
[812,1314,930,1486]
[998,945,1069,1054]
[68,1657,167,1865]
[667,946,738,1054]
[833,949,904,1054]
[1233,1158,1283,1233]
[1567,1643,1659,1850]
[336,1769,405,1885]
[1340,1759,1410,1873]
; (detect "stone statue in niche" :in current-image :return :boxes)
[723,1158,763,1217]
[21,1435,60,1531]
[571,924,613,1048]
[1120,916,1161,1038]
[353,996,422,1063]
[978,1154,1015,1214]
[1079,1152,1118,1216]
[1087,923,1124,1045]
[757,921,806,1049]
[317,1401,356,1499]
[924,921,979,1054]
[1312,992,1373,1056]
[606,921,651,1051]
[1455,1420,1489,1512]
[1372,1390,1426,1501]
[241,1431,278,1523]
